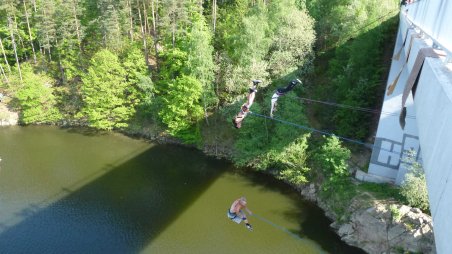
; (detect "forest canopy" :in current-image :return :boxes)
[0,0,399,170]
[0,0,316,134]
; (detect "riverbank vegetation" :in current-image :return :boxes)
[1,0,429,222]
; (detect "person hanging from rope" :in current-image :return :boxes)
[270,79,301,117]
[232,80,262,129]
[227,196,253,231]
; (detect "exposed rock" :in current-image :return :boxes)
[300,183,317,202]
[330,221,340,230]
[297,183,436,254]
[398,205,412,217]
[411,208,422,213]
[0,101,18,126]
[388,224,406,241]
[338,223,354,236]
[342,202,435,254]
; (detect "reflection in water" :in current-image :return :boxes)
[0,126,364,253]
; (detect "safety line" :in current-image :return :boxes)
[248,111,406,155]
[252,213,304,241]
[249,111,374,149]
[322,8,400,52]
[347,9,399,38]
[294,96,416,119]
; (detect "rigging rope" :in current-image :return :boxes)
[321,8,400,52]
[248,111,402,155]
[293,96,416,119]
[249,111,373,148]
[252,213,304,241]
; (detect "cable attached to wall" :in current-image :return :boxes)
[248,111,402,155]
[293,96,416,119]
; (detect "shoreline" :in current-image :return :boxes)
[116,124,437,254]
[0,113,436,253]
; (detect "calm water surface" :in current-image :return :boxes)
[0,126,364,253]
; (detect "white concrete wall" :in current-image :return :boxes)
[407,0,452,51]
[367,10,421,183]
[367,1,452,253]
[414,57,452,254]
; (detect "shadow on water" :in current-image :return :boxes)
[235,169,366,254]
[60,126,111,136]
[0,144,227,253]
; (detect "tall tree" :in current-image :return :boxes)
[125,0,134,41]
[185,13,216,124]
[81,49,134,130]
[31,0,37,12]
[97,0,123,50]
[0,62,8,83]
[54,0,85,81]
[137,1,149,67]
[22,0,37,64]
[159,0,190,48]
[217,3,271,102]
[212,0,217,33]
[15,64,61,124]
[267,0,315,78]
[7,17,23,82]
[1,0,19,72]
[66,0,84,50]
[150,0,160,70]
[36,0,57,59]
[0,36,11,74]
[122,44,153,105]
[159,75,204,141]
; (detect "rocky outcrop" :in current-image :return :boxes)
[300,184,436,254]
[0,102,18,126]
[341,203,435,254]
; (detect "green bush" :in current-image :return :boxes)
[276,134,311,185]
[314,135,351,191]
[400,150,429,211]
[311,136,355,217]
[80,49,135,130]
[390,204,402,222]
[159,75,204,144]
[14,64,62,124]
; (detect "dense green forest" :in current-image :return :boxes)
[3,0,428,214]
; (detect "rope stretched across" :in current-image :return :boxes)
[249,111,374,148]
[252,213,304,241]
[248,111,404,155]
[294,96,416,119]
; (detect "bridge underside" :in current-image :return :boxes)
[367,1,452,253]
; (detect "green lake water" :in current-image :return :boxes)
[0,126,364,253]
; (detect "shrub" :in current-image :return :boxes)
[390,204,402,223]
[15,64,62,124]
[400,150,429,211]
[277,134,311,185]
[314,135,351,191]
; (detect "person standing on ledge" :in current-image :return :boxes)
[227,196,253,231]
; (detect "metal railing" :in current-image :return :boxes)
[402,8,452,63]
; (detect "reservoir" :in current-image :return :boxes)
[0,126,364,253]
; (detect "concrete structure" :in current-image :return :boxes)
[364,1,452,253]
